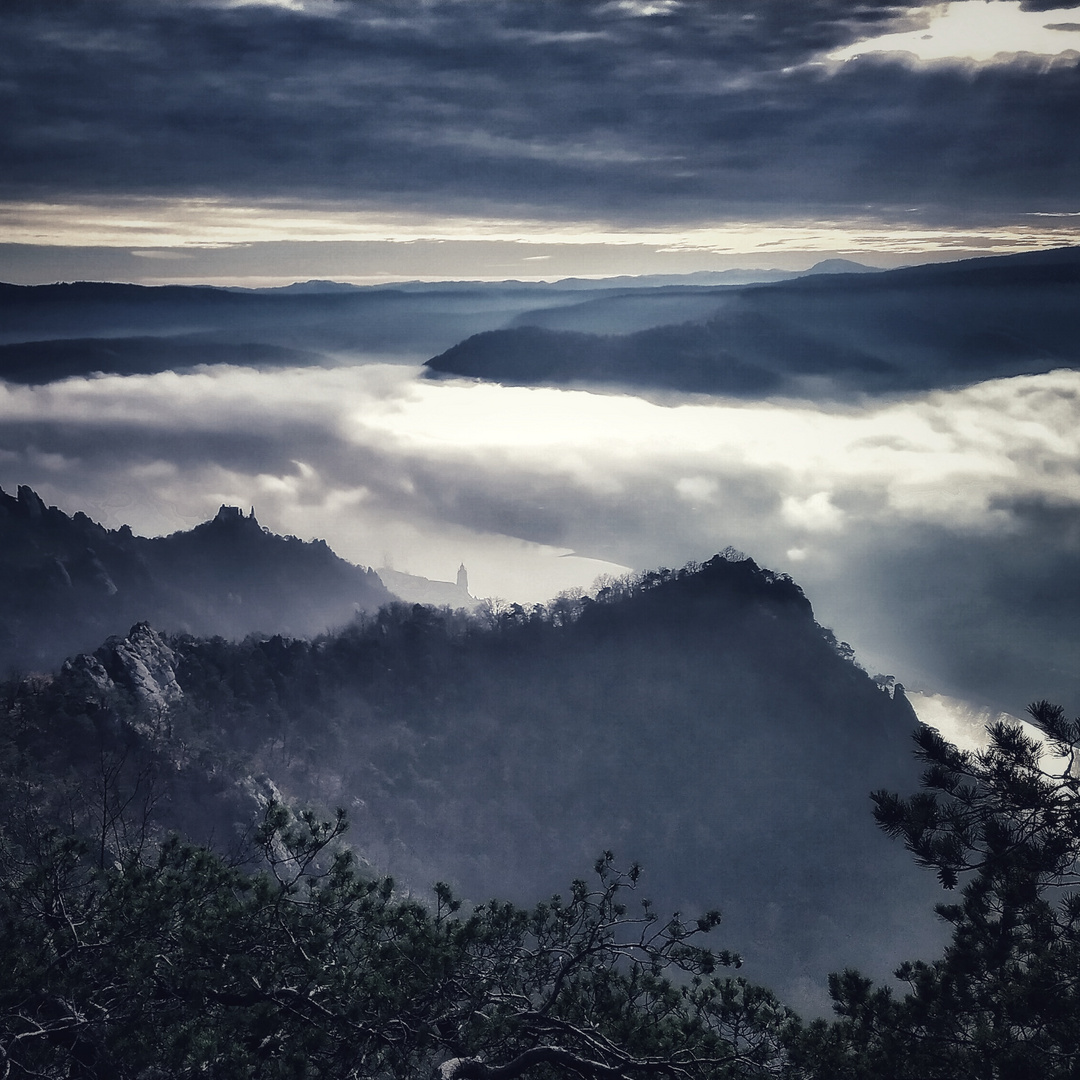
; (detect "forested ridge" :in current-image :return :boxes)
[3,555,1080,1075]
[0,486,393,673]
[425,246,1080,399]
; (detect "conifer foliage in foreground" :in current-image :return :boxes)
[793,700,1080,1079]
[0,804,793,1080]
[5,687,1080,1076]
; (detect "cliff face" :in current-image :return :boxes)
[65,622,184,718]
[0,486,395,672]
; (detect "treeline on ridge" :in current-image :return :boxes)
[0,553,942,1006]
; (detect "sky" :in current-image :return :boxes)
[2,0,1080,285]
[3,0,1080,727]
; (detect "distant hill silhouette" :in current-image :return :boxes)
[0,339,319,386]
[0,264,876,383]
[803,258,879,276]
[0,336,320,384]
[0,280,608,371]
[0,486,394,672]
[494,261,880,336]
[425,246,1080,397]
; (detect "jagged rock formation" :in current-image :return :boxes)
[4,620,290,857]
[65,622,184,717]
[0,486,395,672]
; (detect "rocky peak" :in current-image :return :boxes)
[16,485,48,519]
[0,486,395,672]
[66,622,184,716]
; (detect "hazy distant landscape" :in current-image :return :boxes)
[5,0,1080,1075]
[3,245,1080,967]
[5,248,1080,717]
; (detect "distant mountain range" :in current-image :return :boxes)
[0,486,395,673]
[0,280,543,372]
[230,259,877,294]
[426,246,1080,397]
[11,249,1071,401]
[0,261,875,384]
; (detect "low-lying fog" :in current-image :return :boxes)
[3,359,1079,718]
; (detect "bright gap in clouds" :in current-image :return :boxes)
[4,199,1080,274]
[360,371,1080,531]
[6,363,1080,714]
[907,692,1075,778]
[4,363,1080,604]
[830,2,1080,63]
[907,690,1020,752]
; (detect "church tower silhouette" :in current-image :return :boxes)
[456,563,469,593]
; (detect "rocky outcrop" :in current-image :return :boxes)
[99,622,184,712]
[17,485,47,519]
[64,622,184,717]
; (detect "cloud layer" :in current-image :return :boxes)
[2,0,1079,236]
[3,361,1080,715]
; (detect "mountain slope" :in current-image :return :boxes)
[0,486,394,672]
[5,554,948,1011]
[425,246,1080,398]
[0,281,605,372]
[0,265,875,383]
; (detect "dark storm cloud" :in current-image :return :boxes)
[2,0,1076,223]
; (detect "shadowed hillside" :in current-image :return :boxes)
[0,265,875,383]
[0,336,321,384]
[0,486,394,673]
[426,247,1080,398]
[0,280,611,372]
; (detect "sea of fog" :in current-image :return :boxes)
[3,360,1080,720]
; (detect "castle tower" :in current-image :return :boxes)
[457,563,469,594]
